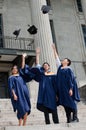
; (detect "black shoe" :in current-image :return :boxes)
[72,118,79,123]
[67,119,72,123]
[54,122,59,124]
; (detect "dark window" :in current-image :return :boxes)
[0,14,3,47]
[82,24,86,46]
[76,0,83,12]
[0,72,9,98]
[50,19,58,52]
[46,0,51,6]
[50,20,56,44]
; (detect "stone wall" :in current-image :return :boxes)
[51,0,86,87]
[3,0,33,38]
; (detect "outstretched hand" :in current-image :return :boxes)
[14,94,18,101]
[51,43,59,59]
[69,89,73,96]
[22,53,27,58]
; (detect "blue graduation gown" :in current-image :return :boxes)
[56,65,80,110]
[30,67,58,113]
[8,66,33,119]
[20,64,35,82]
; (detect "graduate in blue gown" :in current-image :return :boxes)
[30,48,59,124]
[8,54,34,126]
[52,44,80,123]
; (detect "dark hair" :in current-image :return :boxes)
[42,62,50,67]
[11,65,19,71]
[65,58,71,66]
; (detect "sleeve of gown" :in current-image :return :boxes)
[8,77,14,98]
[67,68,80,101]
[56,57,61,68]
[20,64,35,82]
[36,64,42,69]
[8,77,17,112]
[67,68,75,89]
[52,75,59,94]
[30,64,43,82]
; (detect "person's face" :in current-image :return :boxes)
[12,66,19,74]
[43,63,50,71]
[61,59,69,66]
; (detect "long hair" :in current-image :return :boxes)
[11,65,19,74]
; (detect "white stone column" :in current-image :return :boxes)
[81,0,86,21]
[29,0,56,72]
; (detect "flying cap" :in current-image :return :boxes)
[27,25,37,35]
[41,5,51,14]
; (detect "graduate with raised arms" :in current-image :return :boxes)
[31,47,59,124]
[21,48,59,124]
[8,54,34,126]
[52,44,80,123]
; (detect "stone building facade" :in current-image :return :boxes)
[0,0,86,99]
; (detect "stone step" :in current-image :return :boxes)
[0,99,85,107]
[0,107,86,118]
[0,113,86,126]
[0,101,86,110]
[0,99,85,127]
[4,123,86,130]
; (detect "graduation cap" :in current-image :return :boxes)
[41,5,51,14]
[27,25,37,35]
[13,29,21,39]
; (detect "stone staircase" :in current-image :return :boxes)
[0,98,86,130]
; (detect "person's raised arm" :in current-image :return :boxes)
[52,44,61,67]
[52,44,59,59]
[21,53,27,69]
[36,47,40,66]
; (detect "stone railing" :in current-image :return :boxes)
[2,36,35,51]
